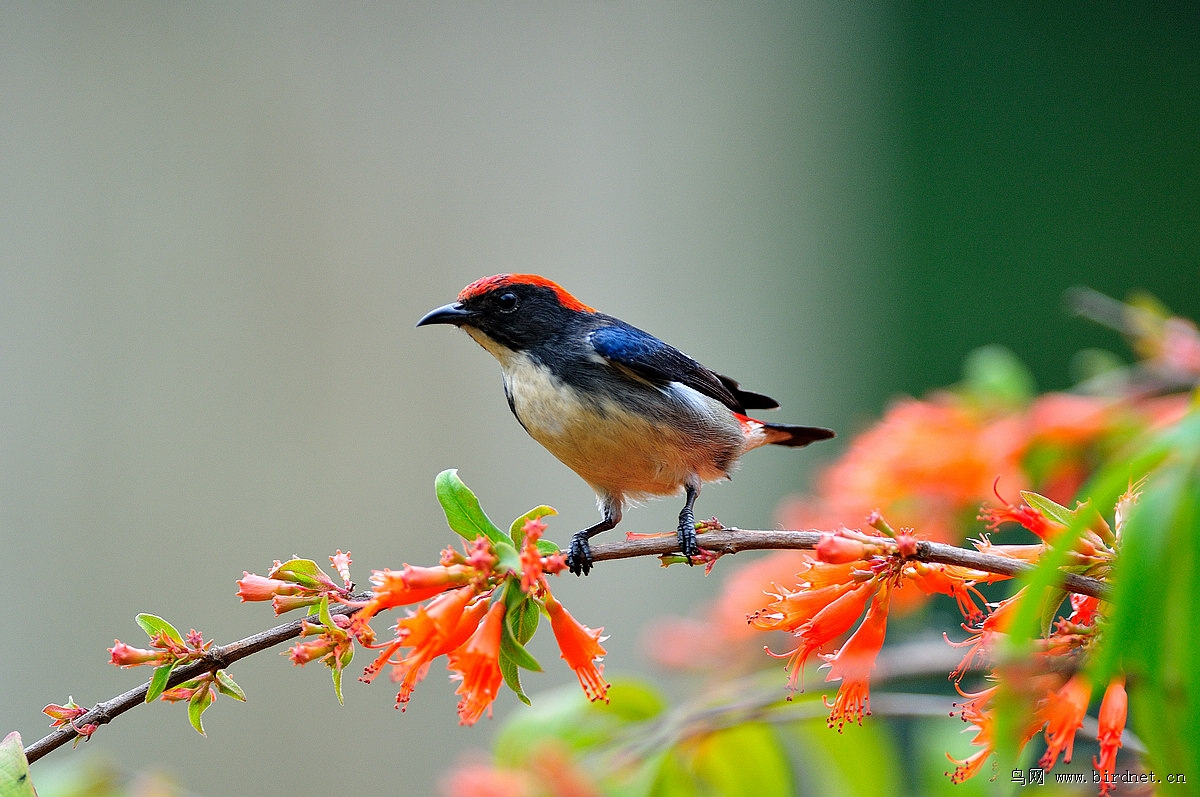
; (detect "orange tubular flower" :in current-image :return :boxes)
[1038,673,1092,769]
[906,563,988,622]
[816,397,1027,543]
[441,764,538,797]
[947,590,1022,682]
[447,599,507,725]
[822,588,890,730]
[1093,675,1127,796]
[749,581,856,633]
[355,564,475,630]
[946,681,1045,785]
[546,594,609,702]
[388,588,492,705]
[769,580,878,694]
[361,584,479,692]
[979,497,1063,540]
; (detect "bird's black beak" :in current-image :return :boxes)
[416,302,476,328]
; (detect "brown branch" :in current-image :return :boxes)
[25,526,1107,765]
[588,526,1110,601]
[24,602,361,765]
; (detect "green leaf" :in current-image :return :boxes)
[145,663,175,703]
[510,505,557,546]
[331,644,354,705]
[500,623,542,673]
[435,469,507,544]
[317,595,335,630]
[187,685,215,736]
[493,679,666,767]
[788,714,902,797]
[600,680,667,722]
[690,722,793,797]
[0,733,37,797]
[136,613,183,645]
[214,670,246,702]
[492,539,523,573]
[992,507,1088,774]
[1036,586,1069,637]
[270,558,331,590]
[535,539,562,556]
[505,592,541,646]
[331,662,345,706]
[644,749,698,797]
[1020,490,1075,527]
[960,345,1036,408]
[498,648,531,706]
[1090,411,1200,784]
[498,592,542,705]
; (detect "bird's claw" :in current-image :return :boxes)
[567,533,593,577]
[677,519,700,564]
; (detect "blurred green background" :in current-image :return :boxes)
[2,3,1197,795]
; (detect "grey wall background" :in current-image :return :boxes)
[2,4,890,795]
[3,3,1197,796]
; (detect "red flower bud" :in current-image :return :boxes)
[271,594,322,615]
[816,533,868,564]
[108,640,167,668]
[236,572,302,602]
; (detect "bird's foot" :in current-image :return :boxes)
[567,533,593,577]
[677,517,700,564]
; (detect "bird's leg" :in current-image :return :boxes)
[567,502,621,577]
[677,479,701,562]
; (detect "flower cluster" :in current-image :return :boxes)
[240,471,609,725]
[350,516,605,725]
[236,550,355,614]
[646,359,1187,676]
[944,490,1131,791]
[746,485,1133,792]
[750,512,1015,730]
[41,698,96,747]
[106,614,246,735]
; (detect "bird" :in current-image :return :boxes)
[417,274,834,576]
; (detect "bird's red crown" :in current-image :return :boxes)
[458,274,594,314]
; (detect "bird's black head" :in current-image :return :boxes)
[417,274,595,352]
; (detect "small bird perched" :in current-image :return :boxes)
[418,274,834,576]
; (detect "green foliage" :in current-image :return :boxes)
[134,614,183,646]
[435,468,508,545]
[489,681,909,797]
[498,585,543,706]
[958,345,1037,408]
[213,671,246,702]
[0,734,36,797]
[1019,491,1074,527]
[269,558,333,591]
[185,686,214,736]
[510,504,557,545]
[1091,409,1200,781]
[788,715,901,797]
[146,664,174,704]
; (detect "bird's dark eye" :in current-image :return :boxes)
[496,291,519,312]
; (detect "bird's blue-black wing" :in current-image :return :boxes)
[588,322,777,412]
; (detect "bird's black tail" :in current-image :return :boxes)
[761,422,836,448]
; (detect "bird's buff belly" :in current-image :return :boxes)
[508,376,740,499]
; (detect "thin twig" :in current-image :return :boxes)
[24,603,361,764]
[588,527,1110,600]
[25,526,1108,765]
